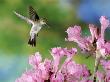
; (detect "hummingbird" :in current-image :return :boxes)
[14,6,46,47]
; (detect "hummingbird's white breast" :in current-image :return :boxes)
[30,22,42,35]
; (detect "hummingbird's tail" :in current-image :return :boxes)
[28,34,36,47]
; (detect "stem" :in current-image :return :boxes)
[93,50,101,82]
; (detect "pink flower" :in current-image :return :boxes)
[61,61,90,82]
[50,72,64,82]
[96,38,104,50]
[66,25,82,41]
[38,63,49,80]
[95,16,110,57]
[15,69,43,82]
[104,42,110,55]
[60,48,77,72]
[65,48,77,63]
[29,52,42,68]
[105,71,110,81]
[51,47,66,56]
[100,60,110,70]
[43,59,52,72]
[96,39,110,57]
[100,16,109,39]
[51,47,67,73]
[96,71,104,82]
[89,24,99,43]
[66,61,90,78]
[66,26,92,52]
[28,53,51,81]
[100,16,109,29]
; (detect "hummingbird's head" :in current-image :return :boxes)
[40,18,46,25]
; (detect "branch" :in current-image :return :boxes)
[93,50,101,82]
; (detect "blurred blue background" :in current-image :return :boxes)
[0,0,110,82]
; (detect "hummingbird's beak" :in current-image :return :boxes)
[45,23,50,28]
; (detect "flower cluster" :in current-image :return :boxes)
[66,16,110,58]
[16,47,91,82]
[16,16,110,82]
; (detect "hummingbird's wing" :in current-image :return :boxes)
[28,6,39,21]
[14,11,33,24]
